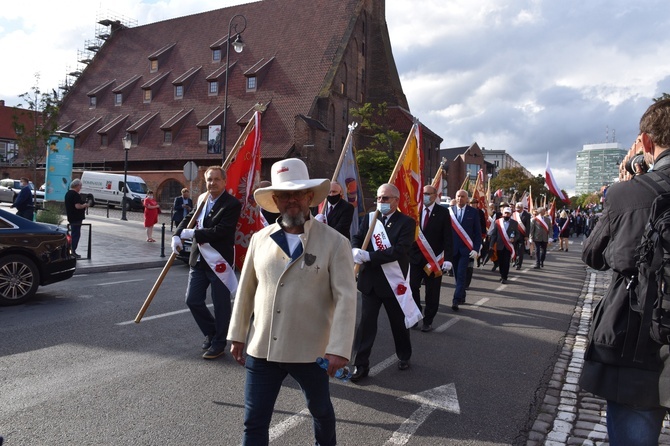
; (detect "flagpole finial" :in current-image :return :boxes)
[348,122,359,132]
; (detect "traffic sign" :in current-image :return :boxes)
[183,161,198,181]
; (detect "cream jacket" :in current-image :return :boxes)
[227,217,357,362]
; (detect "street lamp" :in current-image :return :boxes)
[121,132,132,221]
[221,14,247,162]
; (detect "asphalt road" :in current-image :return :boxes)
[0,246,586,445]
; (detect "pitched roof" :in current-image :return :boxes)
[57,0,401,164]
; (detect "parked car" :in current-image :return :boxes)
[0,208,76,305]
[0,179,45,205]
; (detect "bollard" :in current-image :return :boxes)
[106,205,110,218]
[160,223,166,258]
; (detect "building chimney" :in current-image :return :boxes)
[0,100,4,107]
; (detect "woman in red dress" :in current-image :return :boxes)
[143,190,160,242]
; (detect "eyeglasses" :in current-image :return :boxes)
[274,191,308,202]
[376,195,398,202]
[423,192,436,196]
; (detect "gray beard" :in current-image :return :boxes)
[279,212,306,229]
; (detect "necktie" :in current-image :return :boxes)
[381,215,387,226]
[326,205,332,220]
[458,207,463,222]
[423,208,430,230]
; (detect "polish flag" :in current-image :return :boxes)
[545,153,571,205]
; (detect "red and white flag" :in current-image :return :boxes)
[545,153,571,205]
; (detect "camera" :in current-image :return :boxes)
[625,154,648,176]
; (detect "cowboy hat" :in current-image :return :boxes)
[254,158,329,213]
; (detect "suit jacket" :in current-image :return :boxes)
[410,204,453,266]
[326,199,355,239]
[352,211,416,298]
[227,217,357,362]
[450,205,482,256]
[488,218,519,251]
[172,196,194,223]
[176,191,242,267]
[530,215,552,243]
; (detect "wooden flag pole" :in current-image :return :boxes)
[134,116,258,323]
[354,123,418,275]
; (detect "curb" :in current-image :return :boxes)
[73,260,175,275]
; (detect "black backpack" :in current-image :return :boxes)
[633,171,670,355]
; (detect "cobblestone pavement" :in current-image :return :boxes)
[526,268,670,445]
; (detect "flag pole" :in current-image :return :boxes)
[321,122,358,214]
[431,157,446,190]
[134,115,259,323]
[354,122,419,275]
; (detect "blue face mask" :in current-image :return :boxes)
[377,202,391,215]
[423,196,432,207]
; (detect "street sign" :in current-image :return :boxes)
[183,161,198,181]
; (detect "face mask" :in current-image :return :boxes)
[377,202,391,215]
[423,196,432,206]
[327,194,340,205]
[503,216,511,221]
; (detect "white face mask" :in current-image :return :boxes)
[377,202,391,215]
[423,196,433,206]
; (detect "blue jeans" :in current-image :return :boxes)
[243,355,336,446]
[606,400,667,445]
[69,222,82,253]
[184,263,231,349]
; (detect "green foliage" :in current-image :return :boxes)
[490,167,548,198]
[36,208,64,225]
[350,102,403,157]
[356,149,394,192]
[571,193,601,210]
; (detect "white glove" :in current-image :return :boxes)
[351,248,370,264]
[469,250,478,259]
[171,236,183,255]
[441,261,453,272]
[180,228,195,240]
[314,214,326,223]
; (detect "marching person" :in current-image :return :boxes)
[488,207,518,284]
[530,206,551,269]
[227,158,356,446]
[512,202,531,269]
[409,185,453,332]
[172,166,242,360]
[350,183,420,381]
[315,181,355,239]
[557,210,570,251]
[449,189,482,311]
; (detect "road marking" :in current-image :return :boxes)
[268,408,310,442]
[116,304,213,325]
[385,384,461,445]
[435,317,459,333]
[98,279,145,286]
[472,297,489,307]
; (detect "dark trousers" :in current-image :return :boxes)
[410,264,442,325]
[452,251,469,304]
[17,207,34,220]
[70,222,82,253]
[513,239,525,267]
[353,291,411,368]
[185,262,232,348]
[497,249,512,280]
[534,241,547,266]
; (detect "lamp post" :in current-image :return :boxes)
[221,14,247,162]
[121,132,132,221]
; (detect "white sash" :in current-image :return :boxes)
[534,215,549,232]
[417,229,443,276]
[195,194,238,294]
[449,207,474,251]
[512,211,526,236]
[369,213,422,328]
[495,218,516,259]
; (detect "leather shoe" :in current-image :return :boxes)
[533,265,540,269]
[411,322,421,330]
[201,335,213,350]
[202,345,226,360]
[421,323,433,332]
[516,265,521,270]
[350,366,369,382]
[501,279,507,284]
[491,265,498,272]
[398,360,410,370]
[451,303,459,311]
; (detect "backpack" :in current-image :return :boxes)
[633,171,670,354]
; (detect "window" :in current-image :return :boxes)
[150,59,158,72]
[212,49,221,62]
[131,133,138,145]
[209,81,218,95]
[175,85,184,99]
[89,96,97,108]
[114,93,122,106]
[163,130,172,144]
[247,76,257,90]
[100,134,108,146]
[143,89,152,103]
[200,128,209,142]
[466,164,479,180]
[340,82,346,95]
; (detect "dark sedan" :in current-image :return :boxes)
[0,209,76,305]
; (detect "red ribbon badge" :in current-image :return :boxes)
[396,283,407,295]
[215,263,227,273]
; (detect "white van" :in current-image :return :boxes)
[79,171,148,211]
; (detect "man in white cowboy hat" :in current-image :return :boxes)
[227,158,356,446]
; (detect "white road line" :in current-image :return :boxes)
[472,297,489,307]
[268,408,310,442]
[116,304,213,325]
[98,279,145,286]
[435,317,459,333]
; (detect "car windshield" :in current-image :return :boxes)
[127,181,148,194]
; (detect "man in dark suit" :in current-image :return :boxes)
[450,189,482,311]
[172,188,193,227]
[409,185,453,332]
[171,166,242,360]
[512,202,531,269]
[350,183,418,381]
[488,207,519,283]
[320,181,355,239]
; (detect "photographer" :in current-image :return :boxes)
[64,178,90,259]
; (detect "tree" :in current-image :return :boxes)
[12,73,61,209]
[350,102,404,158]
[490,167,548,200]
[355,148,394,194]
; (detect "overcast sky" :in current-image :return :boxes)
[2,0,670,195]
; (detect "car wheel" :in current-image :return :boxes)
[0,255,40,306]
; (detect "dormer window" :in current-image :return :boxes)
[247,76,257,91]
[114,93,122,106]
[209,81,218,95]
[212,49,221,62]
[163,130,172,144]
[150,59,158,73]
[175,85,184,99]
[143,89,152,103]
[244,57,275,92]
[89,96,97,108]
[101,134,108,146]
[147,43,176,74]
